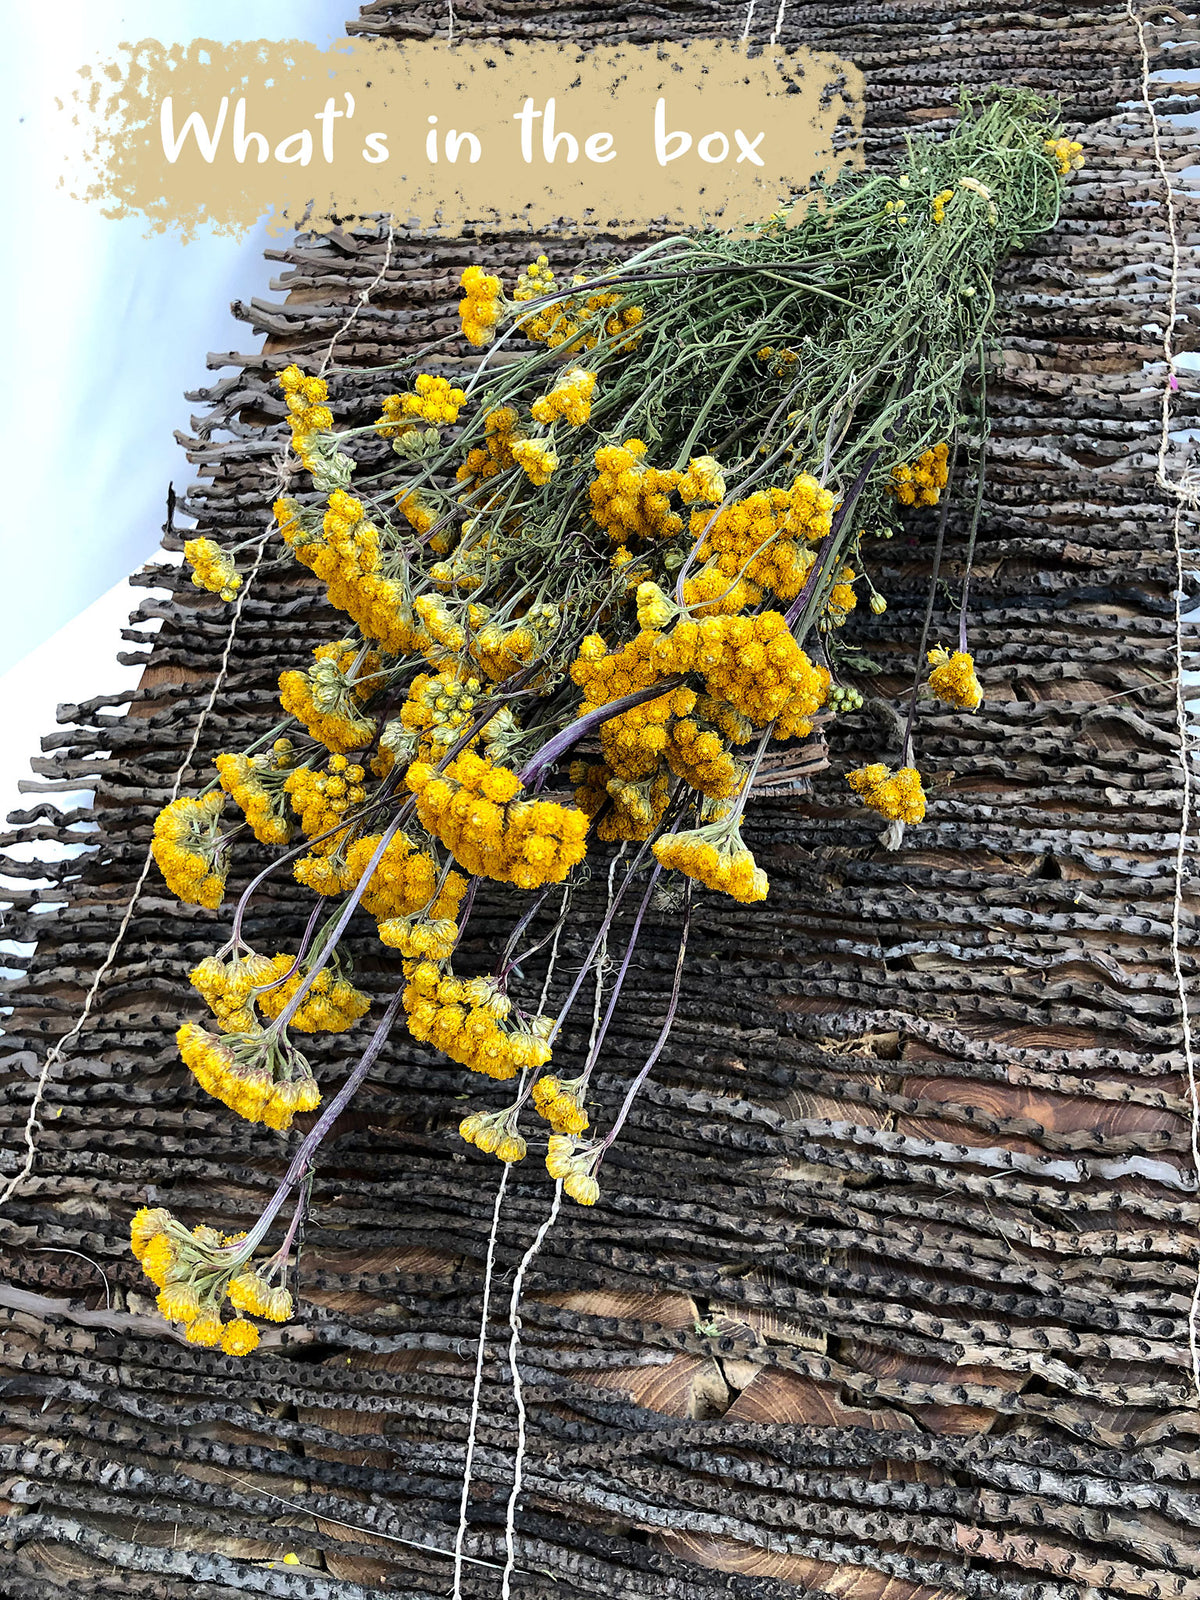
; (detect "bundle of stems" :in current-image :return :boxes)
[132,90,1082,1357]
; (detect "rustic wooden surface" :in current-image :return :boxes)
[2,2,1200,1596]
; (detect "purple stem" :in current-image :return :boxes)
[254,899,326,995]
[495,888,552,982]
[578,862,663,1088]
[457,877,480,937]
[242,985,406,1254]
[601,883,692,1151]
[230,789,395,947]
[271,807,411,1032]
[506,906,574,1001]
[270,1187,308,1272]
[547,835,659,1043]
[519,678,685,784]
[783,532,835,630]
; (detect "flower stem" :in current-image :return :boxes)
[242,985,406,1256]
[601,883,692,1152]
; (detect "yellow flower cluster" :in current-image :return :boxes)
[568,615,826,814]
[277,493,428,658]
[228,1270,293,1322]
[177,1021,321,1131]
[824,564,858,628]
[667,710,745,800]
[515,254,556,300]
[590,440,683,541]
[756,345,799,377]
[286,754,367,845]
[190,948,279,1033]
[890,441,950,507]
[459,264,503,347]
[605,683,701,780]
[130,1205,287,1352]
[344,828,467,922]
[846,763,927,824]
[678,565,758,617]
[532,1073,589,1134]
[514,258,643,352]
[654,825,768,903]
[689,472,835,602]
[511,437,559,485]
[403,962,553,1078]
[395,488,438,537]
[1045,137,1084,175]
[414,593,467,652]
[572,759,671,842]
[294,849,361,899]
[569,631,686,776]
[398,668,483,755]
[216,740,297,846]
[677,455,727,506]
[459,1107,527,1162]
[927,646,983,711]
[673,613,829,739]
[456,406,519,490]
[377,912,460,961]
[285,755,368,898]
[279,642,379,753]
[531,366,597,427]
[469,603,562,684]
[407,750,590,888]
[376,374,466,437]
[931,188,955,224]
[545,1135,601,1204]
[152,793,228,909]
[184,537,242,602]
[256,958,370,1033]
[278,364,333,468]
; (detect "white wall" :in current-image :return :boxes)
[0,1,354,831]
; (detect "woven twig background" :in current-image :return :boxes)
[2,2,1200,1596]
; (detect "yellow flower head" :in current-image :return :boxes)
[151,792,229,909]
[927,646,982,712]
[847,762,926,824]
[221,1318,261,1357]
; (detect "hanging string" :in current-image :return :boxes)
[0,219,397,1217]
[1126,0,1200,1401]
[495,852,621,1586]
[500,1182,563,1599]
[451,1166,510,1598]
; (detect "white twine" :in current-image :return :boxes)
[318,217,396,378]
[538,884,571,1014]
[501,1182,563,1599]
[495,854,621,1585]
[0,534,269,1215]
[742,0,787,46]
[449,880,579,1587]
[0,219,397,1216]
[1127,0,1200,1402]
[451,1164,510,1598]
